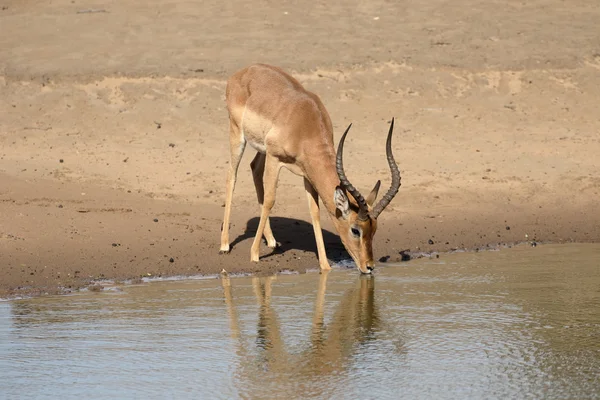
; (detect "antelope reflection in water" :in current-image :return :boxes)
[221,272,402,386]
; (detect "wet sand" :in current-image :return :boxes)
[1,0,600,297]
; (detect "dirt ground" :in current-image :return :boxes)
[1,0,599,298]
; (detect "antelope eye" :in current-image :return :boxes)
[351,227,360,237]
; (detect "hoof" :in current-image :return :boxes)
[219,249,230,255]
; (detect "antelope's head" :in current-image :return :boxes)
[333,119,402,274]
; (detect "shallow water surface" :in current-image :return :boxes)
[1,243,599,399]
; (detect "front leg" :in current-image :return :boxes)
[304,178,332,270]
[250,153,278,249]
[251,155,281,262]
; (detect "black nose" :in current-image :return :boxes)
[367,266,374,272]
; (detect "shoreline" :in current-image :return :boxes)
[1,240,595,301]
[2,171,598,300]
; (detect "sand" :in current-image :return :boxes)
[1,0,599,297]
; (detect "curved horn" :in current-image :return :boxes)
[336,124,369,221]
[372,118,401,218]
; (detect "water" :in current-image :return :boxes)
[1,243,599,399]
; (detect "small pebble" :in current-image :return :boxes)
[88,284,103,292]
[428,239,434,245]
[169,258,174,263]
[399,250,411,261]
[153,218,158,222]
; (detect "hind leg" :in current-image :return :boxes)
[219,118,246,254]
[250,152,278,249]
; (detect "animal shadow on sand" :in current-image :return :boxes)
[229,217,350,264]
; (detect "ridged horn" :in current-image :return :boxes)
[372,118,401,218]
[336,124,369,221]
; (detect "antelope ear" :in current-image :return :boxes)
[366,180,381,206]
[334,186,350,219]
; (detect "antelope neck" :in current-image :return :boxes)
[303,160,346,219]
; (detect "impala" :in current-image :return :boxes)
[219,64,401,273]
